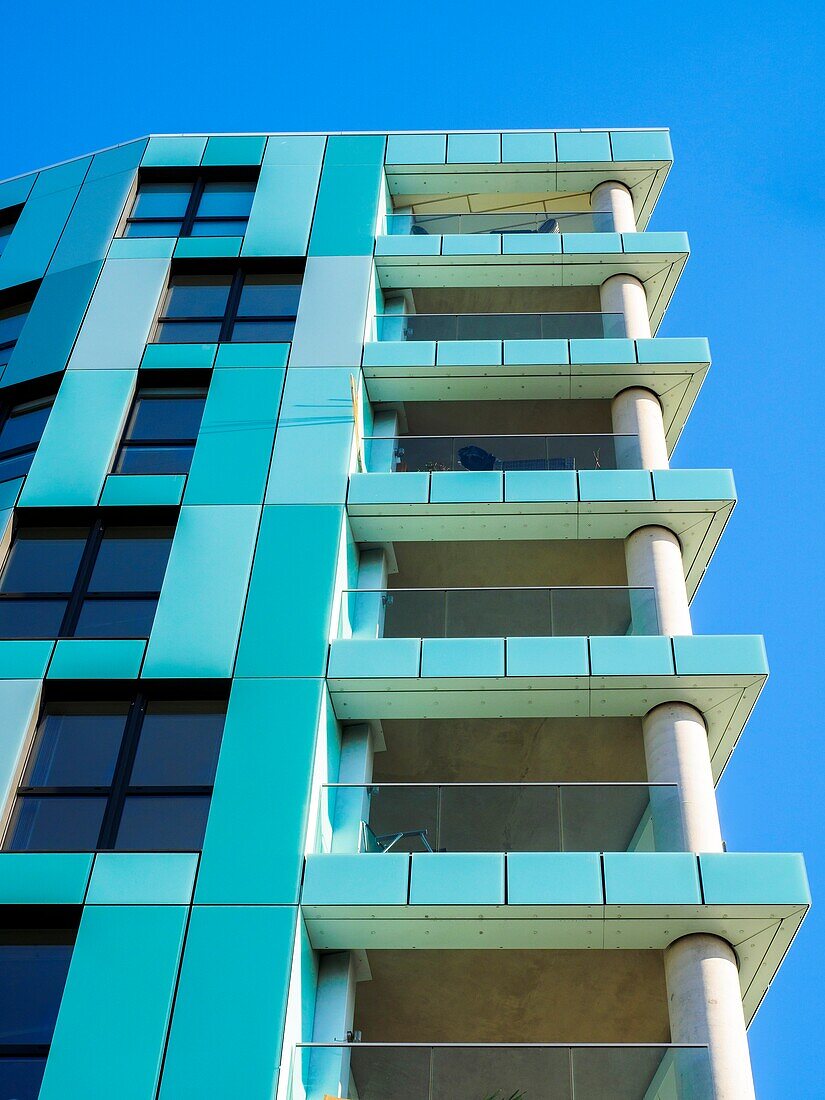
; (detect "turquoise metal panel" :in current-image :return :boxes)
[636,337,710,364]
[141,342,217,370]
[571,338,636,364]
[214,342,289,367]
[0,853,92,905]
[234,505,342,678]
[673,635,769,676]
[362,341,436,367]
[502,233,562,255]
[430,471,502,503]
[610,130,673,162]
[410,853,505,904]
[47,639,146,680]
[348,472,429,504]
[99,473,185,507]
[196,678,324,904]
[386,134,446,164]
[20,369,135,506]
[503,339,569,365]
[40,905,187,1100]
[243,135,325,257]
[0,679,41,816]
[327,638,421,679]
[308,135,385,256]
[290,255,372,366]
[506,636,589,677]
[68,258,168,371]
[302,853,409,905]
[173,236,242,258]
[436,340,502,365]
[578,469,653,501]
[375,234,440,256]
[447,133,501,163]
[108,237,176,259]
[1,260,102,387]
[0,158,91,289]
[0,641,54,679]
[699,853,810,906]
[141,135,207,167]
[441,233,501,256]
[421,638,504,678]
[555,131,611,162]
[143,505,260,678]
[589,636,675,676]
[564,232,622,254]
[184,367,284,505]
[603,853,701,904]
[0,172,36,211]
[508,853,603,904]
[0,478,22,510]
[85,140,147,180]
[158,906,294,1099]
[501,132,556,163]
[86,853,197,905]
[652,469,736,501]
[201,134,266,166]
[504,471,578,502]
[623,231,689,254]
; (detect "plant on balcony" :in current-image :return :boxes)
[483,1092,526,1099]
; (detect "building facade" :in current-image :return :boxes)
[0,129,808,1099]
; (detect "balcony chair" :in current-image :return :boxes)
[359,821,435,853]
[457,444,575,473]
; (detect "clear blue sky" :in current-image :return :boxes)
[4,1,823,1094]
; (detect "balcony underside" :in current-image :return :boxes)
[361,339,709,451]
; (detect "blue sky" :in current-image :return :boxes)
[3,1,824,1093]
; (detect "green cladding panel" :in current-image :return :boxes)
[243,135,326,257]
[308,135,385,255]
[40,905,187,1100]
[159,906,295,1099]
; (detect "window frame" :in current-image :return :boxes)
[113,374,209,476]
[122,170,258,240]
[5,693,226,853]
[0,204,23,258]
[0,380,56,485]
[0,283,36,368]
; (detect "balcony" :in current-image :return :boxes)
[375,312,625,341]
[318,782,684,854]
[366,433,642,473]
[341,586,658,640]
[293,1043,712,1099]
[385,210,615,235]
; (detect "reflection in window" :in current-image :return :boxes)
[123,178,256,238]
[115,386,207,475]
[0,390,54,483]
[155,269,301,344]
[6,698,226,852]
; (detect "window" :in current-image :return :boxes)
[123,177,256,238]
[154,270,301,344]
[115,385,207,474]
[0,391,55,483]
[0,206,21,258]
[5,697,226,852]
[0,924,75,1097]
[0,298,32,369]
[0,522,173,639]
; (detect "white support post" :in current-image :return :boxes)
[307,952,359,1099]
[352,547,389,639]
[600,273,651,339]
[665,934,756,1100]
[611,387,670,470]
[331,724,375,854]
[591,180,637,233]
[625,526,692,637]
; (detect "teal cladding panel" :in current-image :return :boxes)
[501,132,556,162]
[196,678,324,903]
[86,853,198,905]
[243,135,326,257]
[348,472,429,504]
[19,369,134,506]
[578,469,653,501]
[68,258,168,370]
[508,853,603,904]
[385,134,447,164]
[266,367,353,504]
[362,341,436,367]
[108,237,176,260]
[202,135,267,166]
[447,133,501,163]
[0,641,54,679]
[0,158,91,289]
[410,853,505,904]
[610,130,673,162]
[184,367,284,505]
[0,172,36,211]
[636,337,710,364]
[436,340,502,365]
[214,342,289,368]
[40,905,187,1100]
[556,131,611,162]
[158,906,294,1100]
[99,473,185,507]
[47,639,146,680]
[141,342,216,370]
[1,261,101,388]
[302,853,409,905]
[506,636,589,677]
[699,853,810,906]
[235,505,342,677]
[504,471,578,502]
[589,636,675,676]
[142,135,208,167]
[289,256,372,366]
[652,468,736,501]
[430,471,502,503]
[327,638,421,679]
[173,236,242,258]
[503,339,569,365]
[603,853,701,904]
[143,505,260,678]
[421,638,504,678]
[308,135,385,255]
[0,679,40,812]
[673,635,768,676]
[0,853,91,905]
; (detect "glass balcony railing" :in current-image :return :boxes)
[293,1043,713,1100]
[365,434,642,473]
[384,211,615,235]
[341,587,658,640]
[317,782,684,855]
[375,313,625,341]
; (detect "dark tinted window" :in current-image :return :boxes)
[155,269,301,344]
[115,388,206,475]
[0,301,31,367]
[124,177,256,239]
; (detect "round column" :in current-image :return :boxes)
[611,387,669,469]
[625,525,692,636]
[643,702,722,852]
[599,273,651,339]
[591,180,637,232]
[665,934,756,1100]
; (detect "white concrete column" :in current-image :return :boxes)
[307,952,359,1098]
[591,180,637,233]
[369,409,399,473]
[665,934,756,1100]
[599,273,651,339]
[331,724,375,853]
[351,547,389,638]
[625,525,692,636]
[643,703,723,852]
[611,387,669,469]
